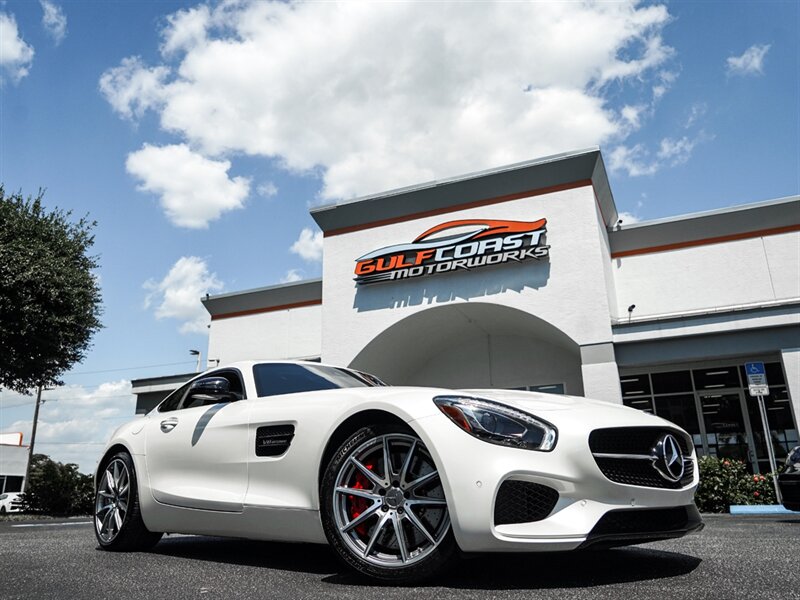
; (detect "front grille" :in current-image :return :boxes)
[494,480,558,525]
[593,456,694,489]
[589,427,691,455]
[589,427,694,489]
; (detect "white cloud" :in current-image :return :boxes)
[684,102,707,129]
[280,269,303,283]
[101,1,676,200]
[126,143,250,228]
[0,12,34,82]
[2,380,136,473]
[99,56,170,120]
[290,228,323,263]
[257,181,278,198]
[610,133,709,177]
[726,44,770,76]
[40,1,67,45]
[657,136,698,166]
[144,256,223,334]
[608,144,659,177]
[161,5,211,56]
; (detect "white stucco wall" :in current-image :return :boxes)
[0,445,28,477]
[321,184,622,402]
[613,231,800,318]
[206,304,322,364]
[393,334,584,395]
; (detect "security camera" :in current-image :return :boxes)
[627,304,636,312]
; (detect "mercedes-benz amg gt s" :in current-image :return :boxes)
[94,361,703,582]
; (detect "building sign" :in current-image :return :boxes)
[354,218,549,285]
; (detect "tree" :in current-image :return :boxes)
[18,454,94,515]
[0,187,102,394]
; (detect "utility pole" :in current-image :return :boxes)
[23,384,43,493]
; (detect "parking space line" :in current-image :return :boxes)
[11,521,92,528]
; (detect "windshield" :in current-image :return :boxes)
[252,363,385,398]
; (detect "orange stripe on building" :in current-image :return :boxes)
[210,299,322,321]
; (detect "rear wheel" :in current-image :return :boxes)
[95,451,162,551]
[321,425,456,583]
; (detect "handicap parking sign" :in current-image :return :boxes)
[744,362,769,396]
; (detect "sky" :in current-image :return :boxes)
[0,0,797,473]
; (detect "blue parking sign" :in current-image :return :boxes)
[745,362,765,376]
[745,362,769,396]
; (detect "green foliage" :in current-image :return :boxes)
[695,455,776,513]
[18,454,94,515]
[0,187,102,394]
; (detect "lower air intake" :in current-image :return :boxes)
[494,480,558,526]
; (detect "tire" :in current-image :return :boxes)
[94,451,162,551]
[321,424,457,583]
[0,506,6,515]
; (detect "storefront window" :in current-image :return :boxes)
[654,394,701,454]
[619,361,798,474]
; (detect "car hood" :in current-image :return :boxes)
[453,388,679,432]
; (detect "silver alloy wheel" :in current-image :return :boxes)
[332,433,450,568]
[95,458,131,543]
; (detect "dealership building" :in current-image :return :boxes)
[133,148,800,475]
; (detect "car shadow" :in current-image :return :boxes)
[324,547,701,589]
[144,536,701,589]
[148,536,339,575]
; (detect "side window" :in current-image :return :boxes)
[158,381,192,413]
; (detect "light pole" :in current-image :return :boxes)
[190,349,202,372]
[23,384,43,493]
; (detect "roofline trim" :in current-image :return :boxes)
[323,179,593,237]
[618,195,800,230]
[210,298,322,321]
[311,147,601,214]
[204,278,322,302]
[610,223,800,258]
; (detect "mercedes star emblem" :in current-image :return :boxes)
[651,433,685,482]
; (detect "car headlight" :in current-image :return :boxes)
[433,395,557,451]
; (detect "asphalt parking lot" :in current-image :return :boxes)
[0,514,798,600]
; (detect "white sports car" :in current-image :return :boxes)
[95,360,703,582]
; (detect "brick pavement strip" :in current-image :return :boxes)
[0,514,798,600]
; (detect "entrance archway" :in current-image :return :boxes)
[349,303,583,394]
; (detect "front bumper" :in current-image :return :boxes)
[778,473,800,511]
[412,412,701,553]
[578,504,703,549]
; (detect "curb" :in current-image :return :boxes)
[729,505,798,515]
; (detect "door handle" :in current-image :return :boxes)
[160,417,178,433]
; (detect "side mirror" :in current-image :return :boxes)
[188,377,236,403]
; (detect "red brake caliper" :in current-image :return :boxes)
[348,462,375,537]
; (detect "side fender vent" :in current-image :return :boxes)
[256,424,295,457]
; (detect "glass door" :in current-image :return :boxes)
[742,387,797,474]
[698,391,755,468]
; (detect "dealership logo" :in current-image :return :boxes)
[354,218,549,285]
[651,434,685,482]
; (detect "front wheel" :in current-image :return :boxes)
[321,425,457,583]
[94,451,162,551]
